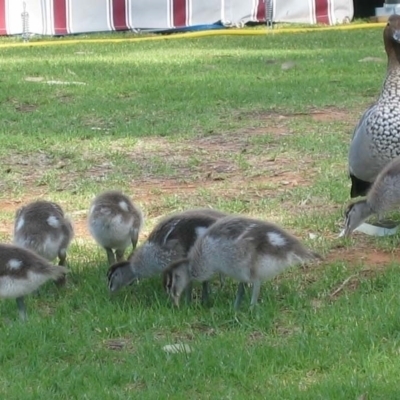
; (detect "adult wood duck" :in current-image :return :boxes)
[349,14,400,198]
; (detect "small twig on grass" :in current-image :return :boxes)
[329,274,358,298]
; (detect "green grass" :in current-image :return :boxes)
[1,28,400,399]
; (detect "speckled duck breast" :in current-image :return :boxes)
[348,14,400,198]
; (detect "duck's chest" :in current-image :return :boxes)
[367,102,400,158]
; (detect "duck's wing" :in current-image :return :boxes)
[348,104,381,197]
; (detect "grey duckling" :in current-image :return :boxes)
[163,215,321,310]
[107,208,227,296]
[0,243,68,320]
[349,14,400,198]
[88,190,143,265]
[13,200,74,286]
[342,154,400,237]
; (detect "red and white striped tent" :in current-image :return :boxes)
[0,0,354,36]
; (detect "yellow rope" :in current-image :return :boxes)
[0,22,386,49]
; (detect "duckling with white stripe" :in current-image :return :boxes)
[107,208,227,299]
[163,215,321,310]
[88,190,143,266]
[13,200,74,286]
[0,244,68,320]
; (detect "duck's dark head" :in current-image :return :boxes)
[107,260,134,293]
[340,200,372,238]
[384,14,400,63]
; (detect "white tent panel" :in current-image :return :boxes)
[0,0,355,36]
[129,0,171,30]
[68,0,111,35]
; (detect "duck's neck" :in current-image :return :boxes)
[380,40,400,98]
[381,66,400,99]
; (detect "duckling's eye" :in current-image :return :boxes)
[387,22,390,27]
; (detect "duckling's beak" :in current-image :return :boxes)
[393,30,400,43]
[338,213,352,238]
[338,227,351,238]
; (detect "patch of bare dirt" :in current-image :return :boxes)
[309,239,400,299]
[1,106,334,204]
[250,106,356,124]
[104,338,135,352]
[326,241,400,267]
[328,268,380,299]
[82,114,112,131]
[0,198,26,213]
[15,104,38,113]
[153,329,195,343]
[6,97,39,113]
[54,90,74,104]
[128,128,316,189]
[0,106,349,241]
[71,217,91,240]
[0,195,46,238]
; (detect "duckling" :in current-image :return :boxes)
[163,215,321,310]
[88,190,143,266]
[0,243,68,320]
[13,200,74,286]
[107,208,227,297]
[341,155,400,237]
[349,15,400,198]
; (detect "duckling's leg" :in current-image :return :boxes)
[249,280,261,310]
[105,248,116,265]
[115,249,125,263]
[234,283,246,310]
[16,297,27,321]
[130,231,139,252]
[55,248,67,287]
[201,281,210,305]
[58,248,67,266]
[185,282,193,305]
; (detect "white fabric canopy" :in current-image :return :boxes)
[0,0,354,36]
